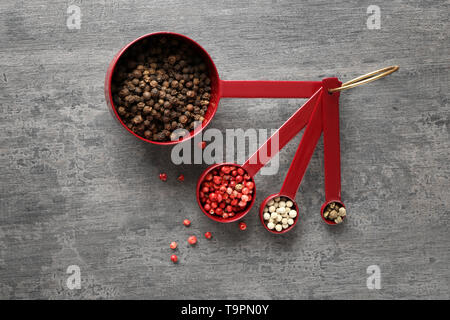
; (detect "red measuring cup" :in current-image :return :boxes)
[320,78,346,225]
[196,88,324,222]
[105,32,322,145]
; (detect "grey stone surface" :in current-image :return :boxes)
[0,0,449,299]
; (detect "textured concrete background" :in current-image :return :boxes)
[0,0,449,299]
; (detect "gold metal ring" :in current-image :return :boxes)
[329,65,399,93]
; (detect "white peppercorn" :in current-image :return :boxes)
[288,210,297,219]
[262,196,298,232]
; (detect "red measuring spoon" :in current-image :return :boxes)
[320,78,346,225]
[259,89,324,234]
[260,78,346,232]
[196,88,324,222]
[105,32,323,146]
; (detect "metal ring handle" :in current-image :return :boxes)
[328,66,399,93]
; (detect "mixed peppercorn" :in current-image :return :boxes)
[323,202,346,224]
[198,165,254,219]
[111,35,211,142]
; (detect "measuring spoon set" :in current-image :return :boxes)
[105,32,399,234]
[196,78,345,233]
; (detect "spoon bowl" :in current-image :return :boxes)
[259,193,299,234]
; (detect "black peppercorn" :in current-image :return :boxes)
[179,115,188,124]
[119,88,130,97]
[151,88,159,97]
[132,115,143,124]
[118,106,126,115]
[112,36,211,141]
[132,70,142,78]
[168,55,177,65]
[143,91,151,100]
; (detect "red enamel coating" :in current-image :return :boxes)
[220,80,322,98]
[320,78,346,225]
[105,32,322,145]
[241,89,323,177]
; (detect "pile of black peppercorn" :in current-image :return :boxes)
[111,36,211,142]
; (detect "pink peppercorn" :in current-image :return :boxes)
[198,141,206,149]
[188,236,197,245]
[199,165,254,220]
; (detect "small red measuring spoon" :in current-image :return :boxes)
[259,78,345,233]
[320,78,346,225]
[259,89,324,233]
[196,88,324,222]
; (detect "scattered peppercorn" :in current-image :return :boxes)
[170,241,177,250]
[204,232,212,239]
[111,35,211,142]
[183,219,191,227]
[239,222,247,231]
[170,254,178,263]
[198,165,254,219]
[323,202,346,224]
[188,235,197,245]
[159,173,167,181]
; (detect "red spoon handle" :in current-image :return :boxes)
[279,91,323,198]
[220,80,322,98]
[322,78,342,201]
[242,88,323,177]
